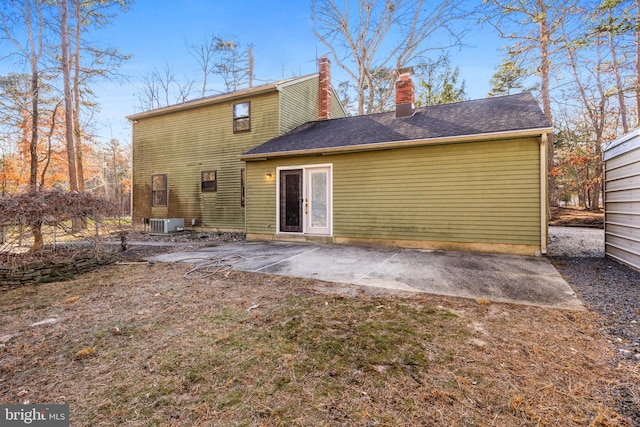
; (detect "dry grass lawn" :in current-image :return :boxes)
[1,263,637,426]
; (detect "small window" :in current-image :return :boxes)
[240,168,246,207]
[152,174,167,206]
[233,102,250,132]
[201,170,217,192]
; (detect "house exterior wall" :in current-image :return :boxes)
[279,76,346,134]
[245,137,543,255]
[131,75,342,230]
[132,91,281,230]
[330,90,346,120]
[604,128,640,271]
[280,76,319,134]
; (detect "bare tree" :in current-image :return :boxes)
[556,0,639,209]
[67,0,132,192]
[554,108,603,208]
[137,63,195,110]
[188,33,221,97]
[608,32,630,133]
[59,0,78,192]
[561,32,612,210]
[73,0,85,191]
[312,0,474,115]
[0,0,48,190]
[483,0,576,206]
[593,0,637,133]
[39,101,62,188]
[187,35,253,96]
[188,35,254,95]
[0,189,117,252]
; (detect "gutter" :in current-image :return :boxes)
[239,127,554,161]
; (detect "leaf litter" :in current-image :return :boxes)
[0,262,637,426]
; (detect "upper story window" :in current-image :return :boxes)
[152,174,167,206]
[233,102,251,133]
[201,170,217,192]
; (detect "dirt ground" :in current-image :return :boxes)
[549,206,604,228]
[1,207,637,426]
[1,264,638,425]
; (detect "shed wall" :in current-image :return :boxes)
[246,137,542,254]
[604,129,640,271]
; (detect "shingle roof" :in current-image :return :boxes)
[241,92,551,158]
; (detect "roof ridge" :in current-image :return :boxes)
[127,73,317,119]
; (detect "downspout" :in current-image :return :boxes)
[540,133,549,255]
[129,119,137,223]
[244,165,247,236]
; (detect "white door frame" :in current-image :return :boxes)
[276,163,333,236]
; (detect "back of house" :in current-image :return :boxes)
[128,59,552,256]
[240,69,552,256]
[127,57,345,231]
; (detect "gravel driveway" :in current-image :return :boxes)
[548,226,639,422]
[548,226,605,257]
[548,226,638,362]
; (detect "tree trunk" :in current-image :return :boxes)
[60,0,78,192]
[538,0,556,207]
[608,28,629,133]
[26,0,39,190]
[591,130,604,211]
[73,0,85,192]
[29,61,39,190]
[40,103,60,187]
[31,222,43,252]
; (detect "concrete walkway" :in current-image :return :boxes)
[148,241,583,311]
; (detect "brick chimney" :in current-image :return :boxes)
[318,56,332,121]
[395,67,415,118]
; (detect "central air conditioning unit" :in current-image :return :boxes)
[149,218,184,234]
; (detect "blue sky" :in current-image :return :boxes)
[3,0,504,145]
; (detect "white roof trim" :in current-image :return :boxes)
[276,73,317,89]
[127,74,316,121]
[240,127,552,160]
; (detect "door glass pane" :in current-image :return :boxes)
[310,171,327,228]
[280,170,303,233]
[285,174,301,228]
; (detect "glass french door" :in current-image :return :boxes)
[279,166,331,235]
[305,167,331,235]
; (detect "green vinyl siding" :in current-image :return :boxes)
[279,76,347,134]
[132,91,281,229]
[279,76,319,133]
[330,89,347,119]
[246,137,541,246]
